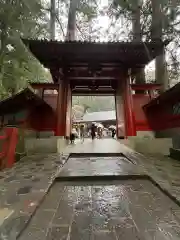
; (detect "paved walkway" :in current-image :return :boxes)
[63,138,130,154]
[59,154,137,177]
[1,139,180,239]
[19,179,180,240]
[19,139,180,239]
[0,153,68,239]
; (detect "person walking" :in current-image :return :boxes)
[70,127,77,144]
[111,128,116,138]
[80,124,85,142]
[91,123,96,140]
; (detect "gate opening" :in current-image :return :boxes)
[71,95,125,139]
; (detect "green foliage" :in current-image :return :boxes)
[0,0,50,99]
[78,0,98,21]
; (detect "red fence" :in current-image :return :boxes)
[0,128,18,169]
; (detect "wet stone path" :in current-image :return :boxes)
[2,139,180,239]
[0,153,68,239]
[19,180,180,239]
[59,155,138,177]
[18,140,180,240]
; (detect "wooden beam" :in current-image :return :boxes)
[31,83,59,90]
[131,84,162,90]
[72,89,115,95]
[72,92,114,96]
[68,77,116,80]
[31,82,162,93]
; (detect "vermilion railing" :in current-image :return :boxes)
[0,127,18,169]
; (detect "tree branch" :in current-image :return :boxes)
[55,14,65,38]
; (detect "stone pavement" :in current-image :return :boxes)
[18,179,180,240]
[0,153,68,239]
[63,139,180,203]
[59,155,138,177]
[63,138,127,154]
[18,139,180,239]
[2,138,180,239]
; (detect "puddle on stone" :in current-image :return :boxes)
[17,186,32,195]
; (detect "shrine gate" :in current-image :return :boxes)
[23,39,165,138]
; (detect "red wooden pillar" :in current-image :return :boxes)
[122,72,136,137]
[50,67,66,136]
[56,80,67,136]
[115,81,125,138]
[65,83,72,138]
[6,128,18,168]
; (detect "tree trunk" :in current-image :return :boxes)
[50,0,56,40]
[151,0,168,92]
[155,51,169,91]
[66,0,80,41]
[132,0,146,93]
[132,0,141,42]
[151,0,162,41]
[0,23,7,73]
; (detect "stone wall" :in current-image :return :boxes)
[25,136,67,155]
[17,129,55,158]
[124,136,173,155]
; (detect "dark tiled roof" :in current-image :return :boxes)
[0,88,52,115]
[22,38,169,45]
[23,39,167,69]
[144,82,180,109]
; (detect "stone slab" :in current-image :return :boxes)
[58,156,137,177]
[61,139,180,205]
[19,180,180,239]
